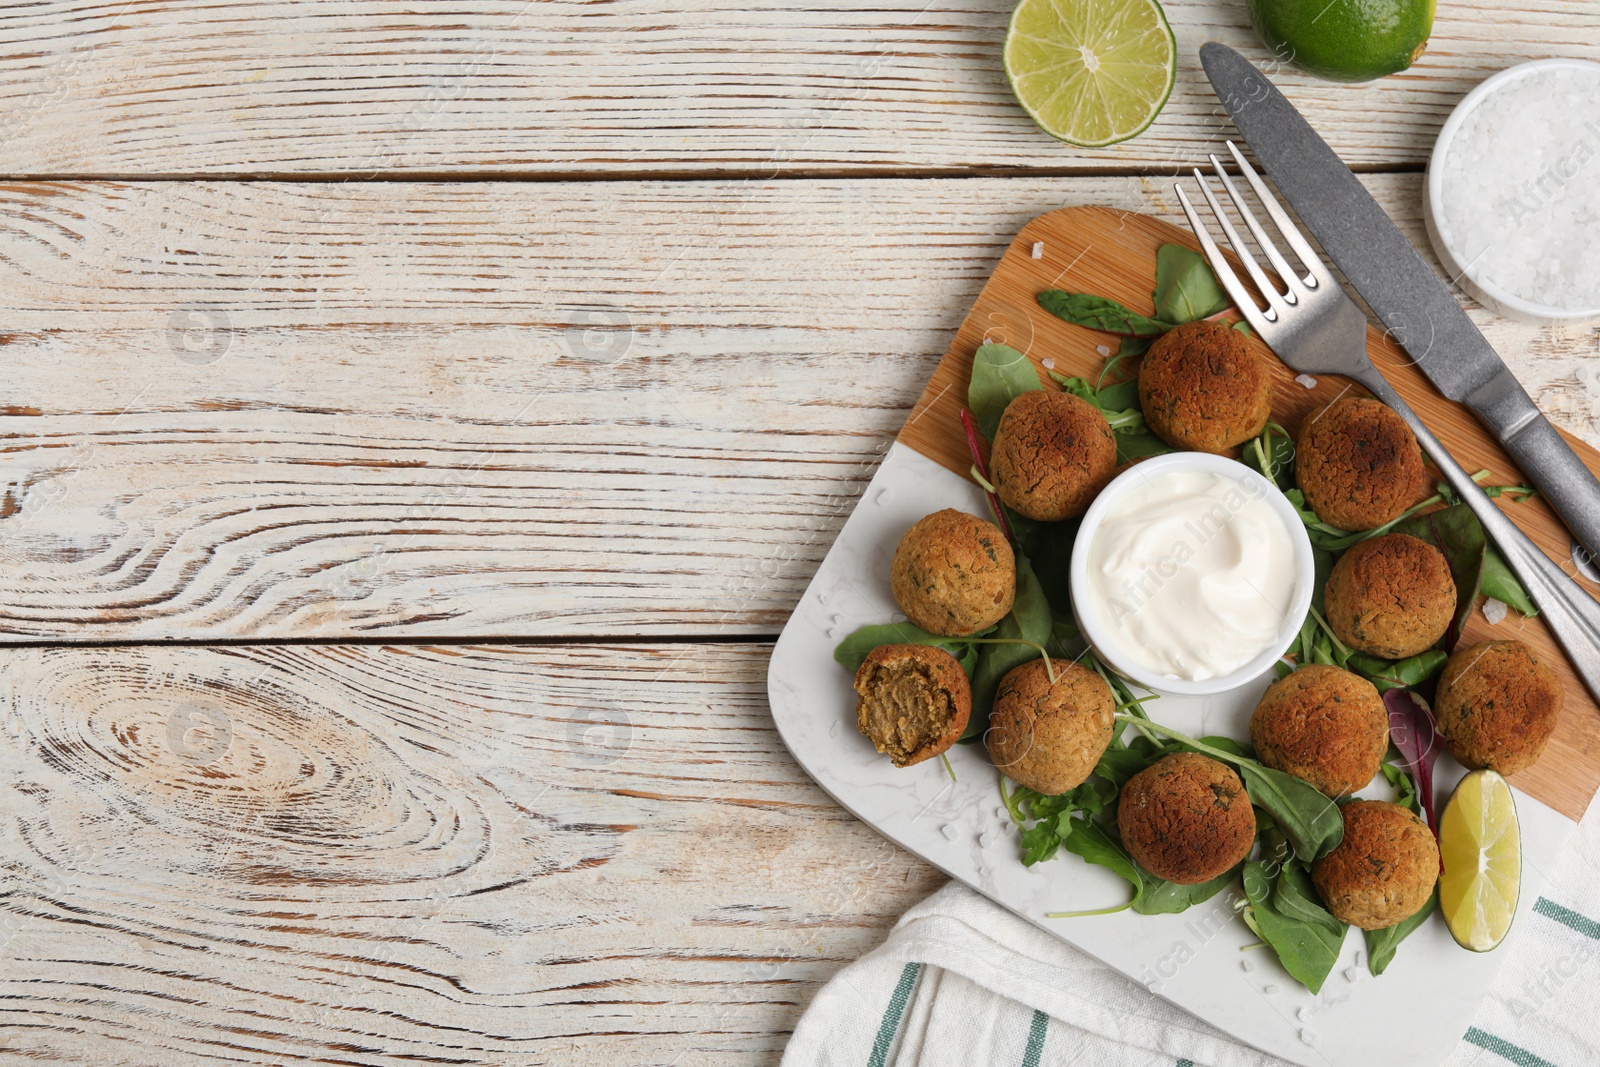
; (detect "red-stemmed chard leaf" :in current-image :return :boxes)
[960,407,1016,545]
[1385,688,1441,833]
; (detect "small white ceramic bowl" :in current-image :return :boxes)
[1068,452,1314,697]
[1425,58,1600,325]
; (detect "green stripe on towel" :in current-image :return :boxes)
[1020,1010,1048,1067]
[1464,1027,1558,1067]
[868,963,921,1067]
[1534,897,1600,941]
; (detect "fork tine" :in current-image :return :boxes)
[1224,141,1329,287]
[1207,154,1308,300]
[1173,182,1275,338]
[1191,167,1293,316]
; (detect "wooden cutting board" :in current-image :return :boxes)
[900,206,1600,823]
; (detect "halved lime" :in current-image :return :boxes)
[1438,769,1521,952]
[1003,0,1177,148]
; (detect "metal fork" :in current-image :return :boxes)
[1176,141,1600,703]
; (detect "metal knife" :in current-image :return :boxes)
[1200,41,1600,565]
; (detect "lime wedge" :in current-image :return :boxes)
[1003,0,1176,148]
[1438,769,1521,952]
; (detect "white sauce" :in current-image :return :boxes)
[1083,468,1297,681]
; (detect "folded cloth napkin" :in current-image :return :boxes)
[783,805,1600,1067]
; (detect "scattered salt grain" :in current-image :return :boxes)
[1096,344,1112,357]
[1263,984,1280,996]
[979,832,995,848]
[1354,950,1366,968]
[1484,597,1509,625]
[1240,958,1255,973]
[1295,374,1318,389]
[1042,357,1056,370]
[1438,64,1600,310]
[1031,241,1044,259]
[1344,967,1361,983]
[1300,1029,1318,1047]
[941,824,959,841]
[1298,1007,1314,1023]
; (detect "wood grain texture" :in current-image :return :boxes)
[2,176,1595,642]
[901,206,1600,820]
[0,642,942,1065]
[0,0,1594,177]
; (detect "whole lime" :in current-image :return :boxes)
[1247,0,1436,83]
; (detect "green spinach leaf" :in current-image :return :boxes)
[968,342,1043,440]
[1153,244,1230,324]
[1481,544,1538,617]
[1243,860,1347,994]
[1273,861,1343,935]
[966,556,1053,737]
[1347,650,1449,693]
[834,622,978,673]
[1366,890,1437,975]
[1037,291,1174,337]
[1133,865,1238,916]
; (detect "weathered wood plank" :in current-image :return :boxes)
[0,176,1594,640]
[0,0,1593,177]
[0,642,943,1065]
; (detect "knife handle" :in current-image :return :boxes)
[1499,412,1600,566]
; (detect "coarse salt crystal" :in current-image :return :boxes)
[1263,984,1280,995]
[1042,357,1056,370]
[941,824,959,841]
[1031,241,1044,259]
[1484,597,1509,624]
[1096,344,1112,357]
[1437,65,1600,311]
[1295,374,1318,389]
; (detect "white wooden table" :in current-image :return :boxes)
[1,3,1597,1063]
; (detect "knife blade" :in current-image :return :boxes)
[1201,41,1600,565]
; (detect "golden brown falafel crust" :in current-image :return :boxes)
[854,644,972,768]
[1138,320,1272,454]
[990,390,1117,521]
[1117,752,1256,885]
[986,658,1116,795]
[1324,533,1456,659]
[890,509,1016,637]
[1296,397,1430,531]
[1251,665,1389,797]
[1311,800,1439,930]
[1434,640,1563,776]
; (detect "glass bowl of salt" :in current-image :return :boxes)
[1425,58,1600,325]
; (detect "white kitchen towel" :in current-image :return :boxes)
[783,803,1600,1067]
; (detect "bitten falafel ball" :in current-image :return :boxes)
[1117,752,1256,884]
[1434,640,1563,776]
[1138,320,1272,454]
[853,644,972,768]
[990,390,1117,521]
[1311,800,1439,930]
[986,658,1116,795]
[890,509,1015,637]
[1251,665,1389,797]
[1324,533,1456,659]
[1296,397,1430,531]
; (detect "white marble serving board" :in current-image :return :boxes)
[768,441,1573,1067]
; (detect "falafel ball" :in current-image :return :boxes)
[1311,800,1439,930]
[1138,320,1272,454]
[1324,533,1456,659]
[1296,397,1430,531]
[986,658,1116,795]
[1434,640,1563,775]
[990,390,1117,521]
[890,509,1015,637]
[853,644,972,768]
[1117,752,1256,884]
[1251,665,1389,797]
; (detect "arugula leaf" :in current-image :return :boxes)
[1242,421,1296,492]
[834,622,978,673]
[1153,244,1230,324]
[1366,890,1438,976]
[1049,369,1174,464]
[1481,544,1538,617]
[968,342,1043,440]
[1133,865,1238,916]
[1059,820,1144,914]
[1273,861,1344,936]
[1037,290,1174,337]
[1347,650,1448,693]
[966,556,1053,737]
[1093,735,1164,789]
[1391,504,1487,649]
[1380,759,1421,816]
[1243,860,1347,994]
